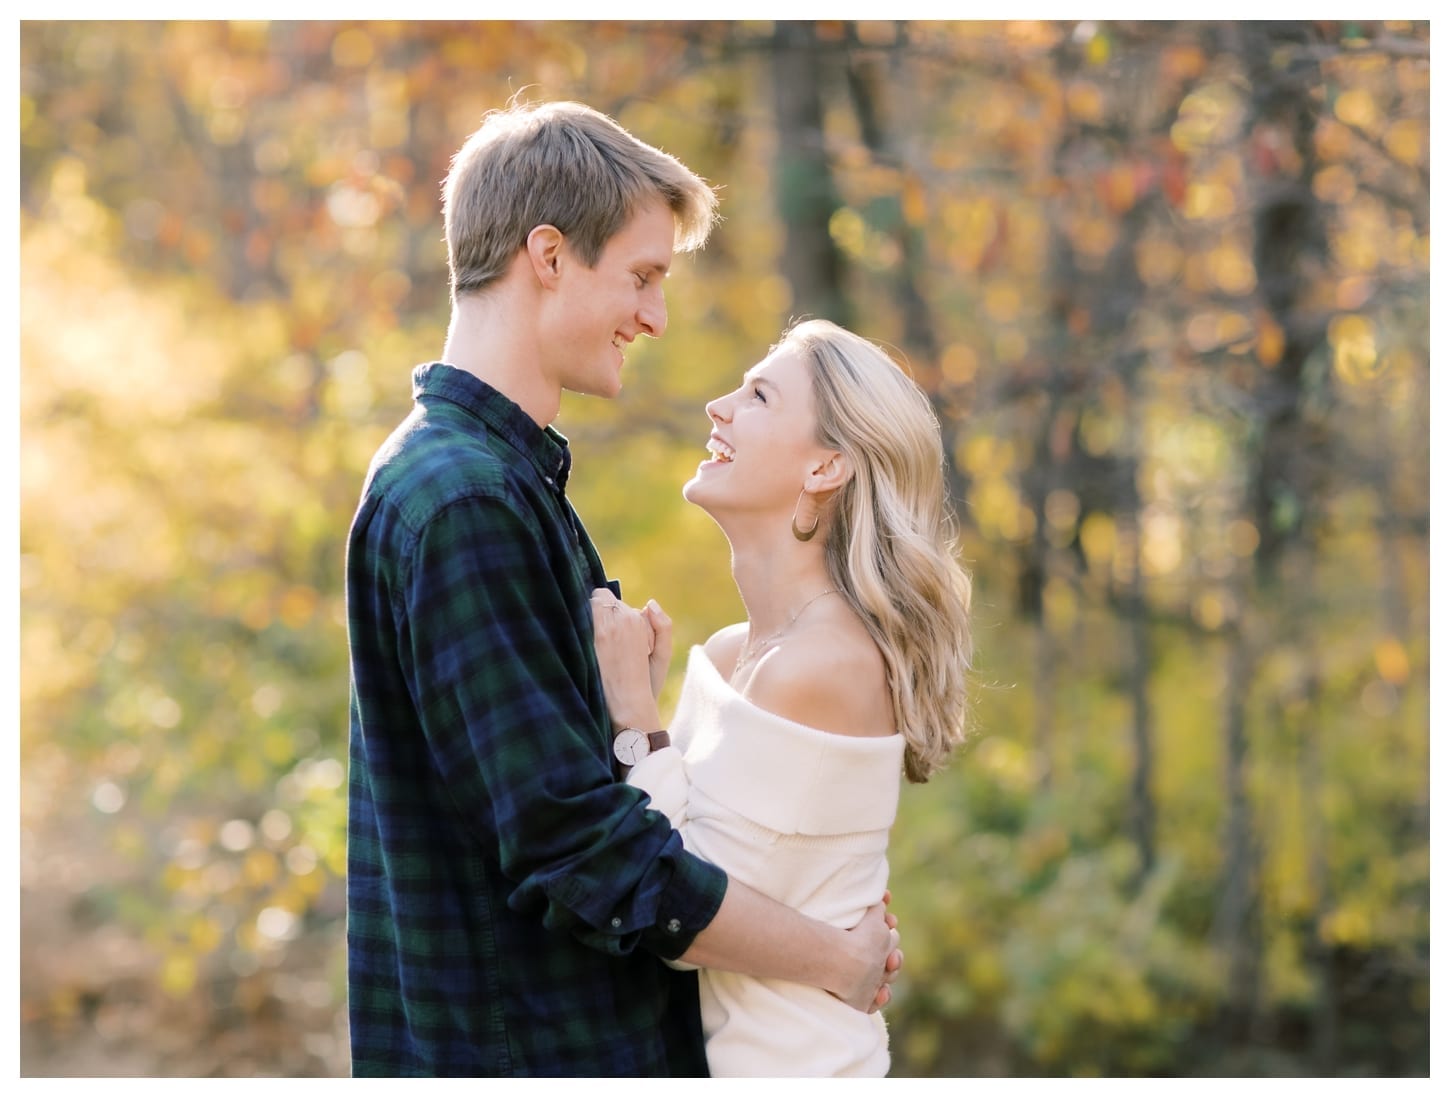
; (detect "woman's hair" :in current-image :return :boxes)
[442,98,718,299]
[782,319,974,783]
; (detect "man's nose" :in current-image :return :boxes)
[638,289,667,338]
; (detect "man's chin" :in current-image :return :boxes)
[565,377,623,401]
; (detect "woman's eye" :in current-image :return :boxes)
[753,387,766,402]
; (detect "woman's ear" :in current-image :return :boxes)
[805,451,853,493]
[525,224,565,285]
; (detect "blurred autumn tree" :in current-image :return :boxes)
[19,20,1428,1077]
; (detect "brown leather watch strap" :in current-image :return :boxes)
[646,730,670,752]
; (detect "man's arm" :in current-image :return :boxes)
[400,496,727,955]
[682,881,901,1013]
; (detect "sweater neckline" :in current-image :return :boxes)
[686,645,901,745]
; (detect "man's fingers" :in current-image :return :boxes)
[884,948,904,979]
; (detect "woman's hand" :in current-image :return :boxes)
[643,598,672,699]
[590,588,664,733]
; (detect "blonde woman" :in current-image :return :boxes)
[591,318,974,1077]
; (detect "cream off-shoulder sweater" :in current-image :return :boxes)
[627,645,906,1078]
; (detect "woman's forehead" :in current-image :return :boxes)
[750,345,809,386]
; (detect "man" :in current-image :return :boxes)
[345,99,900,1077]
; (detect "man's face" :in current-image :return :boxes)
[546,198,675,400]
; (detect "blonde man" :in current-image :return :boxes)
[346,101,900,1077]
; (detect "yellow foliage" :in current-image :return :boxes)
[1333,87,1378,130]
[966,949,1009,997]
[1183,180,1236,221]
[160,953,198,997]
[1313,163,1359,204]
[1191,590,1229,631]
[1384,118,1426,166]
[1065,80,1105,123]
[1135,233,1183,288]
[1256,313,1286,367]
[242,848,280,888]
[1079,512,1117,567]
[1374,637,1410,686]
[1330,313,1383,384]
[1320,904,1374,947]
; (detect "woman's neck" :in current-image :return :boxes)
[727,526,835,639]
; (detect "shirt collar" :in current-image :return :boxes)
[411,362,572,489]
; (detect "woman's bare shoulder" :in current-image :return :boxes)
[701,622,749,680]
[745,626,895,737]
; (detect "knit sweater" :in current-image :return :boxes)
[627,646,906,1077]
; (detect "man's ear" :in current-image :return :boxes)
[525,224,565,286]
[804,451,853,494]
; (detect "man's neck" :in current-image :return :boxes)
[441,289,562,428]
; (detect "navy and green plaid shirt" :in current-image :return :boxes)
[345,363,728,1076]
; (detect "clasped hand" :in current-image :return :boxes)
[590,589,672,728]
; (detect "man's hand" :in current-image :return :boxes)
[871,890,902,1012]
[835,895,903,1013]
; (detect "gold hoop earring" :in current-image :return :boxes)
[791,489,819,542]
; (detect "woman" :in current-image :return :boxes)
[591,318,973,1077]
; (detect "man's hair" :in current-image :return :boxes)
[442,99,719,299]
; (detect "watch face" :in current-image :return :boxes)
[613,728,649,766]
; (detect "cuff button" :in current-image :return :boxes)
[666,918,681,934]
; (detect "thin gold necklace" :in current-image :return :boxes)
[734,588,838,676]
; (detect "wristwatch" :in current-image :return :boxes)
[612,727,671,767]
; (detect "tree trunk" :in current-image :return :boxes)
[1213,605,1264,1041]
[1122,426,1156,883]
[842,21,971,521]
[1236,21,1332,580]
[770,21,850,325]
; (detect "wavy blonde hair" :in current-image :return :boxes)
[782,319,974,783]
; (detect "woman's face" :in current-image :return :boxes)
[683,343,830,521]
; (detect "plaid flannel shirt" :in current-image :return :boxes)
[345,363,728,1076]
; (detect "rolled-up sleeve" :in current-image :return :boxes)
[396,494,726,960]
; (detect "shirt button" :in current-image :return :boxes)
[610,917,622,929]
[666,918,681,934]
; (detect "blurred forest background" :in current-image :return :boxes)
[18,20,1430,1077]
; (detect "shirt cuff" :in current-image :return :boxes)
[639,848,727,962]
